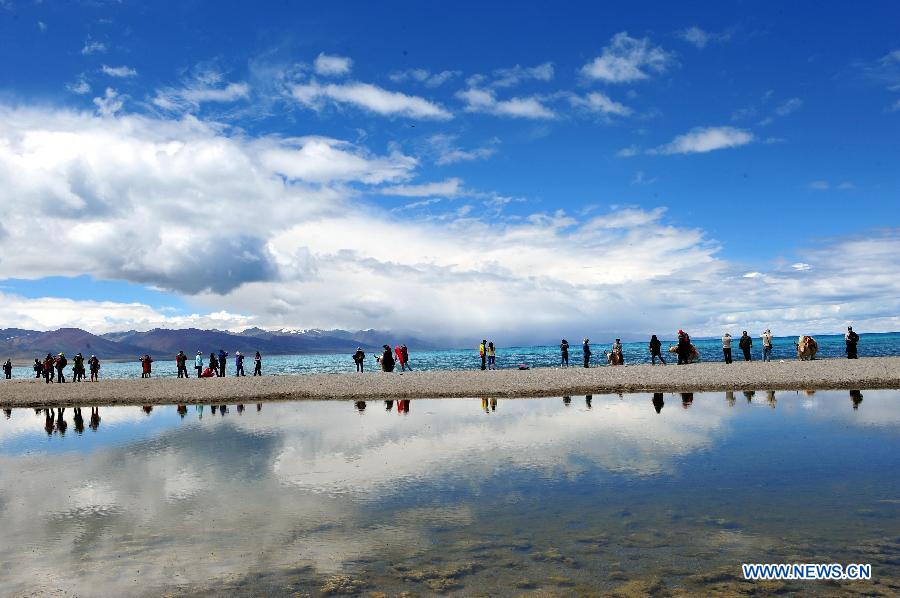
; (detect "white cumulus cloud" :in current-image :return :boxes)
[581,32,672,83]
[456,88,555,119]
[101,65,138,78]
[314,53,353,76]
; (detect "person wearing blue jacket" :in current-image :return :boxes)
[218,349,228,377]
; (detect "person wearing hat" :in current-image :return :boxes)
[88,354,100,381]
[56,352,68,383]
[722,333,733,364]
[194,351,204,378]
[235,351,245,376]
[582,338,591,368]
[381,345,395,372]
[176,350,189,378]
[845,326,860,359]
[353,348,365,372]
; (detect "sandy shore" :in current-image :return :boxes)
[1,356,898,408]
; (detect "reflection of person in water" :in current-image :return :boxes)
[563,396,571,406]
[384,400,393,411]
[396,399,410,413]
[766,390,776,408]
[490,398,497,412]
[726,391,735,406]
[56,408,67,436]
[177,405,188,418]
[652,392,664,414]
[585,394,592,409]
[73,407,84,434]
[44,408,54,436]
[211,405,218,415]
[681,392,693,409]
[3,408,10,419]
[142,405,153,415]
[850,390,863,409]
[256,403,262,412]
[355,400,367,412]
[89,407,101,431]
[237,404,245,414]
[481,398,490,413]
[219,405,228,415]
[743,390,755,403]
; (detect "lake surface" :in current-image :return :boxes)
[9,331,900,379]
[1,391,898,595]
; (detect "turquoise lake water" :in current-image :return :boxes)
[0,391,898,595]
[8,332,899,379]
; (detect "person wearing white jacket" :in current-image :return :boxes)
[762,329,773,362]
[722,333,733,364]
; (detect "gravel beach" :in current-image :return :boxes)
[1,356,898,408]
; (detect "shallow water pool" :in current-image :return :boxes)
[1,390,898,595]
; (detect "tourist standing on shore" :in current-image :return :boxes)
[176,351,189,378]
[762,329,774,362]
[33,358,42,378]
[218,349,228,377]
[487,342,496,369]
[209,352,219,376]
[583,338,591,368]
[43,354,54,383]
[194,352,203,377]
[739,331,752,361]
[253,351,262,376]
[560,339,569,367]
[55,353,67,383]
[72,353,85,381]
[381,345,395,372]
[88,355,100,381]
[235,352,245,376]
[722,333,733,364]
[140,354,152,378]
[400,344,411,371]
[2,359,11,379]
[676,330,691,365]
[479,340,487,370]
[845,326,860,359]
[649,335,665,365]
[353,348,365,372]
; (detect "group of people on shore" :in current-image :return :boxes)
[25,353,101,384]
[364,344,412,372]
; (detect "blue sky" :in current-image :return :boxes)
[0,0,898,342]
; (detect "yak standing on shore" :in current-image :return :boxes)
[797,336,819,360]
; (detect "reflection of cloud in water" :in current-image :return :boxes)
[266,398,731,494]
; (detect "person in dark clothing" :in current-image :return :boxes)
[2,359,11,379]
[400,344,412,371]
[560,339,569,367]
[676,330,691,365]
[353,348,365,372]
[209,352,219,376]
[88,355,100,381]
[56,353,67,383]
[72,353,85,381]
[582,338,591,368]
[652,392,664,414]
[479,339,487,370]
[33,358,43,379]
[43,354,54,384]
[739,331,752,361]
[381,345,395,372]
[649,335,666,365]
[845,326,859,359]
[176,351,189,378]
[850,389,863,409]
[253,351,262,376]
[235,352,245,376]
[217,350,228,377]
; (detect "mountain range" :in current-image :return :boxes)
[0,327,440,363]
